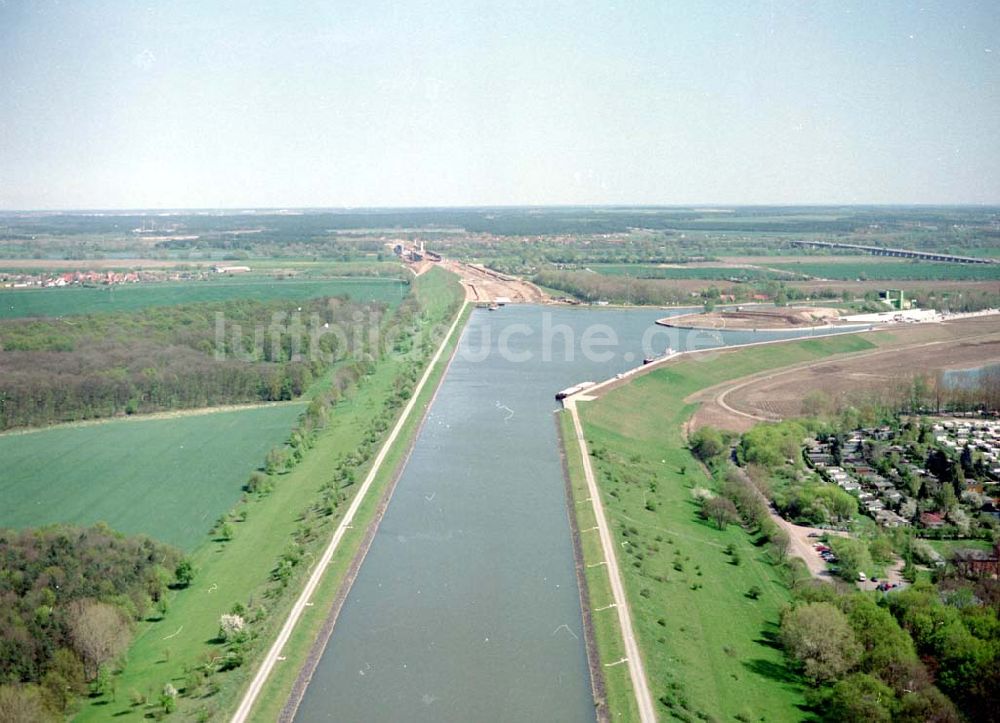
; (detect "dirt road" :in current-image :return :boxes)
[440,259,548,303]
[774,516,843,581]
[563,396,657,723]
[689,318,1000,432]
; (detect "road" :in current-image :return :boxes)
[563,396,657,723]
[770,513,844,581]
[230,301,469,723]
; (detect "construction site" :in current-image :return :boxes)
[659,305,847,330]
[392,240,548,304]
[686,315,1000,433]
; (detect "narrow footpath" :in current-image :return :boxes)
[563,396,657,723]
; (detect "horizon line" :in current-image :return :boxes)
[2,202,1000,215]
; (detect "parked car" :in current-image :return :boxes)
[858,572,867,582]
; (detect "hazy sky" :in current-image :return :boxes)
[1,1,998,209]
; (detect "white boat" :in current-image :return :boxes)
[555,381,596,400]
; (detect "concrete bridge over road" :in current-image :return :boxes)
[790,240,997,264]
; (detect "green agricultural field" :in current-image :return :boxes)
[0,276,406,318]
[589,263,794,281]
[771,260,1000,281]
[565,333,877,721]
[0,404,304,550]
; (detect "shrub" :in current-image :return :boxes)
[690,426,726,462]
[218,614,246,643]
[174,560,194,588]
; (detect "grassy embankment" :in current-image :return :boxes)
[558,411,640,723]
[0,276,405,318]
[74,267,466,721]
[560,333,876,722]
[247,282,471,722]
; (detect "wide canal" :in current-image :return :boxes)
[294,306,867,721]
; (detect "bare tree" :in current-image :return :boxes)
[770,528,791,561]
[67,600,131,680]
[0,684,56,723]
[702,496,739,530]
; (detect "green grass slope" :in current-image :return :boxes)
[567,333,876,721]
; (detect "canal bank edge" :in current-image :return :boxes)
[554,329,882,723]
[276,301,473,722]
[561,398,658,723]
[231,297,472,722]
[556,412,611,723]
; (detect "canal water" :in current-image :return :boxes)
[294,306,867,722]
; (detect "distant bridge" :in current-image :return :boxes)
[789,240,998,265]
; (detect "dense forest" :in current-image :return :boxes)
[0,294,391,429]
[780,578,997,722]
[2,207,998,259]
[533,269,845,306]
[0,524,182,719]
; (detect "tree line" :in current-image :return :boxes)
[0,295,390,430]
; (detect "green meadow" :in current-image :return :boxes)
[590,263,794,281]
[0,276,406,318]
[564,333,876,721]
[0,404,304,550]
[771,260,1000,281]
